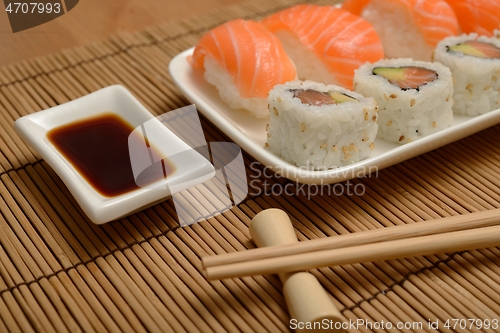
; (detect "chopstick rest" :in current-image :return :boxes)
[250,209,343,333]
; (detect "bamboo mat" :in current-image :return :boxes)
[1,0,500,332]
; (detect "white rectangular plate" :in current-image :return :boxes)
[169,47,500,184]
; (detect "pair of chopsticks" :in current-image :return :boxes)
[203,209,500,280]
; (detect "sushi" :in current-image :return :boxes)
[190,19,296,118]
[443,0,500,36]
[354,59,454,144]
[342,0,459,61]
[260,4,384,89]
[267,80,378,170]
[434,33,500,116]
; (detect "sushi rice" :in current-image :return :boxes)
[203,57,270,118]
[267,80,378,170]
[360,0,431,60]
[274,30,336,86]
[354,58,454,144]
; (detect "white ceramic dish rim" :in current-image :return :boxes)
[14,85,215,224]
[169,47,500,184]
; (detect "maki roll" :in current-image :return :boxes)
[434,34,500,116]
[190,19,296,118]
[354,59,453,144]
[267,81,378,170]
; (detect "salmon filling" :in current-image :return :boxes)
[372,66,438,90]
[447,40,500,59]
[291,89,357,106]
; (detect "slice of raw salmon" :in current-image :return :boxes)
[444,0,500,36]
[190,19,296,98]
[261,4,384,89]
[342,0,459,48]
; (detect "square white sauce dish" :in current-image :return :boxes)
[14,85,215,224]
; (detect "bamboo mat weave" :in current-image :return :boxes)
[1,0,500,332]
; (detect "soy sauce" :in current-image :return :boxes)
[47,113,175,197]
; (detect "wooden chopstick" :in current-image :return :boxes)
[203,209,500,280]
[203,209,500,267]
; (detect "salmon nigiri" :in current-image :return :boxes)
[443,0,500,36]
[261,4,384,89]
[190,19,296,118]
[342,0,459,60]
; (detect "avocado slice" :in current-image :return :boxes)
[329,91,357,103]
[448,43,487,58]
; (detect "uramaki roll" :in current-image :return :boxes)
[434,33,500,116]
[267,80,378,170]
[354,58,454,144]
